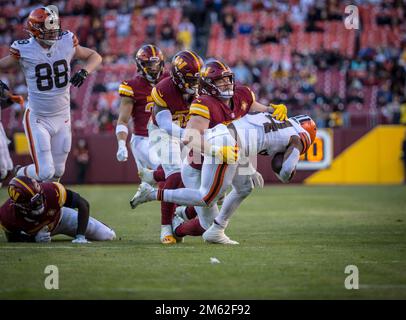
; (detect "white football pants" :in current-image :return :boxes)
[0,122,13,180]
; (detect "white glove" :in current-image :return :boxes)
[116,140,128,162]
[35,226,51,243]
[250,171,264,188]
[72,234,91,244]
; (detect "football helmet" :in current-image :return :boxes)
[199,60,234,99]
[171,50,203,95]
[135,44,164,83]
[290,114,317,145]
[26,6,62,46]
[8,176,45,217]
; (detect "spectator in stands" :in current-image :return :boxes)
[177,17,195,50]
[277,14,293,42]
[159,19,176,49]
[383,95,401,124]
[90,16,106,53]
[116,12,131,37]
[73,139,90,184]
[221,9,237,39]
[233,59,253,85]
[145,16,157,44]
[326,0,342,21]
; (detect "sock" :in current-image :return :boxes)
[174,217,205,237]
[160,172,182,225]
[153,165,166,182]
[185,206,198,220]
[215,188,246,228]
[17,164,39,180]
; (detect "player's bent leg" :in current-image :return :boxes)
[51,120,72,179]
[51,207,116,241]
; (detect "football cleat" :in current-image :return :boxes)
[172,214,184,243]
[129,182,154,209]
[175,206,189,221]
[202,223,239,245]
[161,224,176,245]
[138,167,157,185]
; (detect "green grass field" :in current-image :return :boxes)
[0,185,405,299]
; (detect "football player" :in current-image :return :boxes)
[0,176,116,243]
[133,50,204,244]
[131,59,288,241]
[115,45,168,181]
[0,80,25,187]
[130,112,316,244]
[0,5,102,182]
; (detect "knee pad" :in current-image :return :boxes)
[236,184,253,198]
[53,165,65,178]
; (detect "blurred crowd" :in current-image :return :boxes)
[1,0,406,135]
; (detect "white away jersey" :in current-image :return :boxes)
[10,31,78,116]
[232,112,311,156]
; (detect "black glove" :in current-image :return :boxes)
[0,80,10,100]
[70,69,89,87]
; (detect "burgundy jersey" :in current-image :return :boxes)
[150,77,192,128]
[118,71,169,137]
[188,85,256,169]
[0,182,67,236]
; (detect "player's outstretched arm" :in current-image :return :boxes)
[153,104,185,139]
[70,46,102,87]
[249,100,288,121]
[65,189,90,243]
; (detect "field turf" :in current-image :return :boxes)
[0,185,405,299]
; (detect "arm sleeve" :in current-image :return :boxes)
[155,109,185,139]
[189,102,210,120]
[64,189,81,209]
[278,148,300,183]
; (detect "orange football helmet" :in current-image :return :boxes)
[291,115,317,153]
[26,6,62,46]
[135,44,164,83]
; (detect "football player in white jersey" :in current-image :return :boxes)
[0,5,102,182]
[0,81,25,187]
[130,113,317,244]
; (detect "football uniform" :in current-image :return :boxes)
[149,77,192,178]
[0,182,115,241]
[118,72,168,171]
[179,85,255,229]
[10,31,77,181]
[161,113,311,223]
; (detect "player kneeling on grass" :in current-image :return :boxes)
[0,176,115,243]
[130,113,316,244]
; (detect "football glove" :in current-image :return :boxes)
[210,145,239,164]
[250,171,264,188]
[35,227,51,243]
[116,140,128,162]
[270,103,288,121]
[70,69,89,87]
[72,234,91,244]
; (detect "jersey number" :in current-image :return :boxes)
[35,60,68,91]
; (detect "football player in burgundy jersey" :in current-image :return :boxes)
[0,176,116,243]
[131,50,203,244]
[131,59,289,243]
[115,45,168,181]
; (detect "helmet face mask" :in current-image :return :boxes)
[8,176,45,218]
[135,45,164,83]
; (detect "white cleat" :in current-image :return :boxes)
[175,206,189,221]
[172,215,185,243]
[130,182,154,209]
[138,167,156,185]
[160,224,177,244]
[202,223,239,245]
